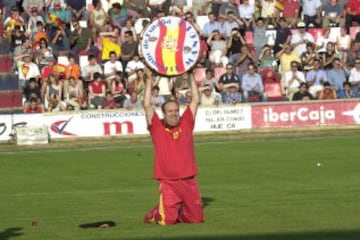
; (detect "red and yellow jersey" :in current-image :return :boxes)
[149,107,197,180]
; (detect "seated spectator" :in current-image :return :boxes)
[81,54,103,89]
[46,1,71,40]
[24,97,43,113]
[227,28,246,65]
[338,81,356,99]
[201,69,220,93]
[290,21,314,56]
[34,38,53,69]
[102,92,121,109]
[336,27,352,59]
[31,21,49,48]
[22,0,45,21]
[178,90,193,106]
[17,53,41,88]
[121,19,138,42]
[3,6,25,39]
[65,55,81,81]
[342,41,360,73]
[27,7,45,34]
[276,45,301,73]
[301,0,321,27]
[44,73,65,112]
[202,12,223,38]
[89,0,108,33]
[200,84,222,106]
[153,75,175,101]
[316,27,332,54]
[66,0,88,21]
[318,82,338,100]
[10,25,26,51]
[121,30,138,69]
[322,0,345,28]
[327,58,347,95]
[223,85,242,105]
[207,30,229,67]
[242,63,267,102]
[150,85,166,107]
[23,78,42,104]
[223,11,244,39]
[111,72,127,107]
[125,54,145,82]
[50,25,70,57]
[321,41,339,73]
[282,61,305,100]
[123,91,142,110]
[174,72,191,97]
[258,45,278,71]
[292,82,313,101]
[301,42,319,72]
[104,51,124,88]
[70,19,98,60]
[109,2,138,28]
[348,58,360,97]
[306,59,327,98]
[277,0,300,28]
[88,72,106,109]
[65,77,84,111]
[238,0,254,30]
[169,0,189,16]
[218,64,241,100]
[345,0,360,28]
[273,17,292,56]
[219,0,240,20]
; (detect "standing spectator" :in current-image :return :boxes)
[348,58,360,97]
[273,17,292,55]
[345,0,360,28]
[88,72,106,109]
[253,17,268,65]
[241,63,267,102]
[142,69,204,225]
[302,0,322,27]
[306,59,327,97]
[281,60,305,99]
[321,41,338,72]
[292,82,313,101]
[327,58,347,95]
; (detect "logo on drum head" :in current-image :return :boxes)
[141,16,201,76]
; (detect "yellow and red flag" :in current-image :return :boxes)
[21,64,30,79]
[275,0,284,12]
[48,12,64,26]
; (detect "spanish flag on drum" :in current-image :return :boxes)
[140,17,201,76]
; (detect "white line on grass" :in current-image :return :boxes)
[0,134,356,155]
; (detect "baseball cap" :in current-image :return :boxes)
[297,22,306,28]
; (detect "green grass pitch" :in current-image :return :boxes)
[1,134,360,240]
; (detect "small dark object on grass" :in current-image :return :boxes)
[79,221,116,228]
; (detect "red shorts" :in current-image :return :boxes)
[144,177,204,225]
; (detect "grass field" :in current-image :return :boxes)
[1,133,360,240]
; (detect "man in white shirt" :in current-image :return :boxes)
[282,60,305,100]
[17,53,41,88]
[125,54,146,82]
[290,22,314,56]
[103,51,123,88]
[348,57,360,97]
[302,0,322,27]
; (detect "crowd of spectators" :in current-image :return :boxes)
[0,0,360,113]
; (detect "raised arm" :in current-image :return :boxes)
[189,72,200,118]
[143,68,155,125]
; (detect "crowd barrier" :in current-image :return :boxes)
[0,99,360,142]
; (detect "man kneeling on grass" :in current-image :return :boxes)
[142,69,204,225]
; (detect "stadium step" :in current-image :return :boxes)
[0,55,13,73]
[0,73,19,91]
[0,38,11,55]
[0,90,23,108]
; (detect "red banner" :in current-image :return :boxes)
[252,100,360,128]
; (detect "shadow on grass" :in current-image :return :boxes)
[0,228,23,240]
[126,230,360,240]
[202,196,215,208]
